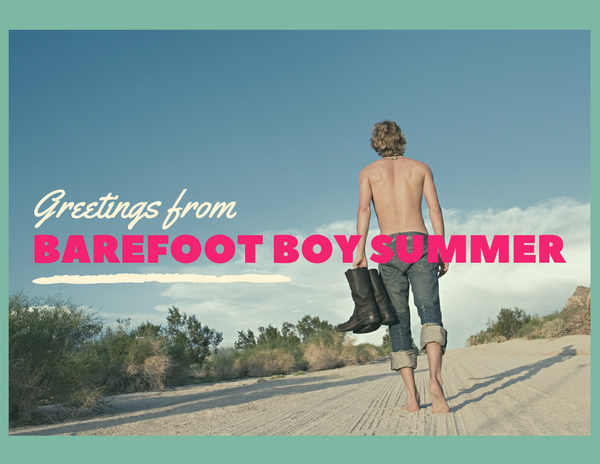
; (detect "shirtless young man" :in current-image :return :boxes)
[353,120,450,414]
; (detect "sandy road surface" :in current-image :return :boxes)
[10,335,590,436]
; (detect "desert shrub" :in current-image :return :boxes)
[255,323,301,349]
[123,339,171,392]
[210,346,240,380]
[235,322,303,352]
[466,330,503,347]
[516,316,545,339]
[354,343,379,364]
[124,355,171,392]
[164,306,223,366]
[9,293,228,423]
[542,318,567,338]
[467,307,533,346]
[488,307,532,340]
[295,315,335,342]
[86,319,171,393]
[303,331,356,371]
[233,316,340,375]
[132,321,162,338]
[560,304,591,335]
[234,348,297,377]
[543,311,561,323]
[378,330,418,353]
[234,329,258,350]
[378,330,393,356]
[9,292,104,422]
[467,296,591,346]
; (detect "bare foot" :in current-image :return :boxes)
[429,379,450,413]
[401,392,420,412]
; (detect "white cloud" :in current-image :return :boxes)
[147,197,589,350]
[432,197,589,348]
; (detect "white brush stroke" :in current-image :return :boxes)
[33,273,291,285]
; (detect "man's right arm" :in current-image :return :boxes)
[423,165,449,277]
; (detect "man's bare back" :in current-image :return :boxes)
[355,154,447,278]
[360,156,443,236]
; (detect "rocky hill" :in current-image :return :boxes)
[466,286,590,346]
[562,286,591,335]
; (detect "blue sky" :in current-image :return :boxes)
[9,30,590,349]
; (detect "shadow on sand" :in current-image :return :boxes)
[10,367,397,436]
[439,345,580,413]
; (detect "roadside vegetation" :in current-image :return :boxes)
[9,291,222,424]
[209,315,385,381]
[9,291,392,425]
[466,302,591,347]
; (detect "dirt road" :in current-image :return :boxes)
[10,335,590,436]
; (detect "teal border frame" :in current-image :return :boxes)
[1,1,595,462]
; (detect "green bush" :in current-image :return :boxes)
[9,292,103,422]
[9,293,227,423]
[516,316,545,339]
[488,307,532,340]
[295,315,335,342]
[86,318,172,393]
[377,330,417,355]
[233,315,339,375]
[165,306,223,366]
[210,346,240,380]
[234,329,257,350]
[228,315,360,377]
[378,330,393,356]
[466,304,584,346]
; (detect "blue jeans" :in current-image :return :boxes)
[379,232,447,370]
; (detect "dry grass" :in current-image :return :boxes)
[125,354,171,392]
[67,386,107,418]
[143,356,171,390]
[354,343,379,364]
[564,305,591,336]
[209,347,239,380]
[466,332,506,347]
[542,318,568,338]
[304,333,357,371]
[9,374,107,426]
[9,358,49,424]
[234,349,296,377]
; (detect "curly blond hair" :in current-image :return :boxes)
[370,120,406,157]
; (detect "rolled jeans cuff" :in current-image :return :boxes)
[390,349,418,370]
[420,323,447,354]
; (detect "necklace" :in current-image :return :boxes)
[382,149,405,160]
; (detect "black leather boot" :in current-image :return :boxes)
[353,318,381,334]
[368,269,398,326]
[337,268,381,333]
